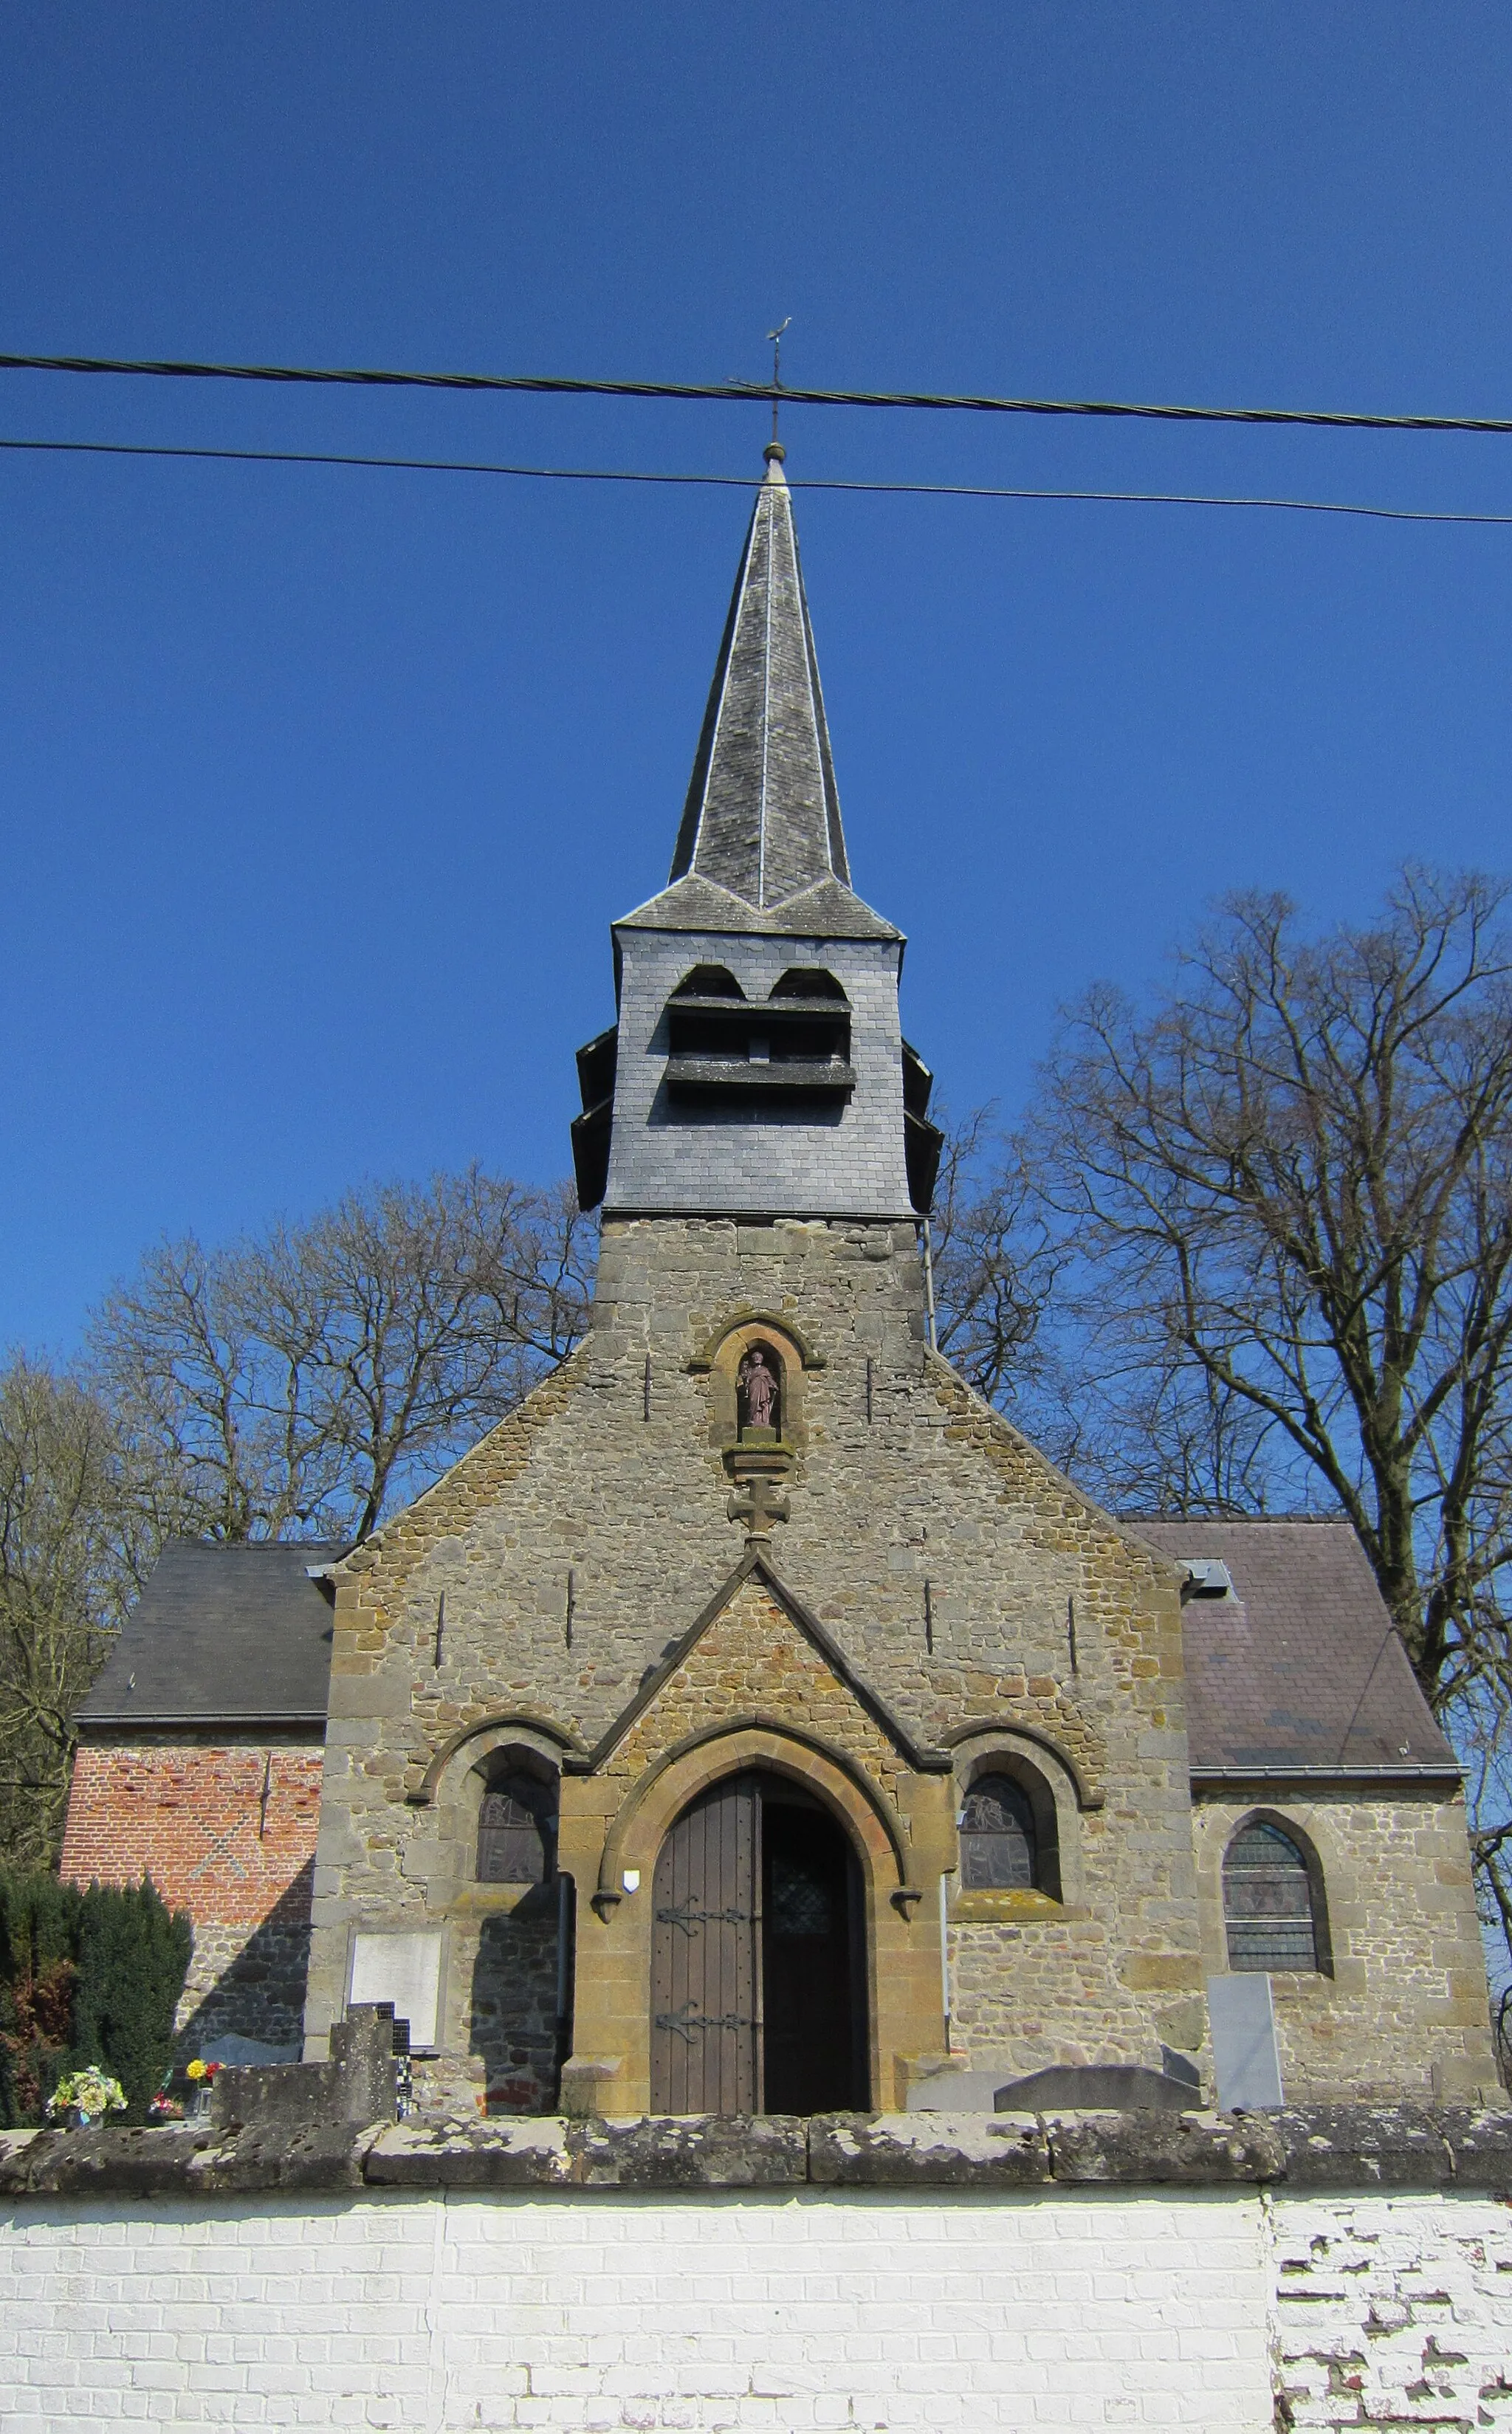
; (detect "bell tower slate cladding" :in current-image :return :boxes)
[572,446,941,1223]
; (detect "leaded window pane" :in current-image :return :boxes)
[1223,1821,1319,1971]
[960,1773,1037,1891]
[477,1777,554,1883]
[769,1853,834,1939]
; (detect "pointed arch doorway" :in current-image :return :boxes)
[650,1770,867,2114]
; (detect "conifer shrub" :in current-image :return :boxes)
[0,1871,192,2125]
[0,1871,83,2126]
[73,1880,193,2120]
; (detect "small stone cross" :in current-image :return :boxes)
[727,1474,789,1540]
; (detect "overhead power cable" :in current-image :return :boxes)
[4,351,1512,436]
[4,435,1511,526]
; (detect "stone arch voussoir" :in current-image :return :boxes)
[941,1716,1104,1812]
[688,1310,827,1373]
[409,1711,585,1807]
[597,1718,912,1907]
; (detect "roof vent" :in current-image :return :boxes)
[1181,1559,1234,1601]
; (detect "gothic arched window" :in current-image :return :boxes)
[476,1770,556,1885]
[959,1773,1040,1891]
[1223,1819,1322,1972]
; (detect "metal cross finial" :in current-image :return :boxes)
[766,318,791,453]
[726,1470,790,1540]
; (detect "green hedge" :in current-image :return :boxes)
[0,1871,192,2127]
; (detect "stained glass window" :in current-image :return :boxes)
[476,1773,554,1884]
[960,1773,1038,1891]
[1223,1820,1319,1971]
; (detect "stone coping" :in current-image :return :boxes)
[2,2105,1511,2201]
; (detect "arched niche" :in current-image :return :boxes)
[475,1755,560,1887]
[416,1719,574,1914]
[949,1729,1086,1916]
[410,1711,582,1809]
[687,1313,823,1454]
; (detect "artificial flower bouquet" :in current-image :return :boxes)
[185,2057,221,2116]
[45,2067,128,2127]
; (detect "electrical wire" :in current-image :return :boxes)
[2,433,1511,525]
[4,351,1512,436]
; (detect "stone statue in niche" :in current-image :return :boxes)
[738,1344,781,1438]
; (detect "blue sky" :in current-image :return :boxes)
[4,3,1511,1352]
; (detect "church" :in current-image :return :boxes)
[63,444,1497,2117]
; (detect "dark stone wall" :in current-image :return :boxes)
[469,1899,563,2114]
[176,1861,316,2057]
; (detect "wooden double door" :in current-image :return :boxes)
[650,1771,867,2115]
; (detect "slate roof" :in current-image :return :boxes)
[616,869,901,943]
[75,1541,341,1730]
[628,449,896,954]
[1130,1517,1457,1779]
[667,448,849,910]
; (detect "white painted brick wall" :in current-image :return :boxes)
[1,2189,1268,2431]
[2,2186,1508,2432]
[1268,2192,1512,2430]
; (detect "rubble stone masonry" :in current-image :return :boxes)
[303,1215,1204,2103]
[1192,1787,1495,2103]
[300,1212,1496,2108]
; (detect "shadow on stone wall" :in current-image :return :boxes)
[176,1860,316,2060]
[470,1888,563,2114]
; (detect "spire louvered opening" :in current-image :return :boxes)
[661,967,855,1107]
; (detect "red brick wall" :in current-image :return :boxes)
[61,1738,327,2052]
[61,1739,323,1928]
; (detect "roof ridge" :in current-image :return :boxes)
[1123,1510,1351,1526]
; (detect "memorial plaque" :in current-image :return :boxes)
[1207,1973,1283,2111]
[348,1929,444,2051]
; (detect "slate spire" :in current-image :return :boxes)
[667,445,851,910]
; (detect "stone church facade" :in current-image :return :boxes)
[65,446,1496,2116]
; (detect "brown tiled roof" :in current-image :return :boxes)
[1129,1518,1457,1778]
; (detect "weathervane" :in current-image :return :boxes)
[766,318,791,455]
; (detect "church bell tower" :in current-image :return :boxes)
[571,443,943,1224]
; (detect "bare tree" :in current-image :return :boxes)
[927,1110,1057,1408]
[92,1166,595,1545]
[1026,866,1512,1973]
[0,1358,150,1867]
